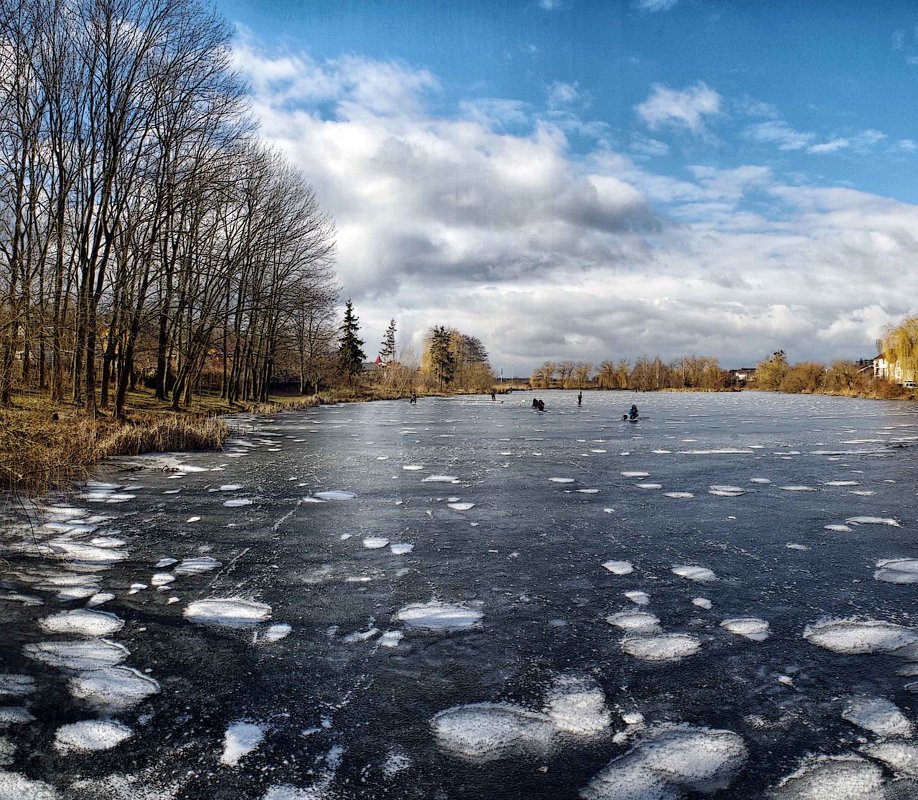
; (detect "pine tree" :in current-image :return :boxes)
[428,325,455,389]
[338,300,366,384]
[379,319,397,363]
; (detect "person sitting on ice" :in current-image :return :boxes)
[628,404,639,420]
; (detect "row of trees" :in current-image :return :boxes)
[0,0,337,416]
[531,355,728,391]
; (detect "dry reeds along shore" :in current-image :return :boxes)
[0,390,328,496]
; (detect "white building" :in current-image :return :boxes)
[873,356,916,387]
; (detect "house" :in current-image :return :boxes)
[873,355,916,387]
[729,368,756,385]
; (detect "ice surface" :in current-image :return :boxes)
[803,618,918,654]
[174,556,221,575]
[422,475,458,482]
[312,491,357,500]
[544,675,612,735]
[220,721,265,766]
[38,609,123,637]
[720,618,770,641]
[602,560,634,576]
[671,565,717,582]
[362,538,389,549]
[580,724,748,799]
[663,492,694,499]
[151,572,175,587]
[874,558,918,584]
[621,634,702,662]
[846,516,900,527]
[68,666,160,709]
[769,754,885,800]
[781,486,816,492]
[692,598,713,609]
[750,477,771,483]
[395,601,482,630]
[636,483,663,489]
[624,591,651,606]
[390,543,414,555]
[24,639,130,671]
[218,484,244,491]
[842,696,914,737]
[447,502,475,511]
[431,703,556,761]
[824,524,852,532]
[606,612,661,633]
[87,592,115,607]
[54,720,133,753]
[549,478,575,483]
[622,471,650,477]
[155,556,178,568]
[184,599,272,627]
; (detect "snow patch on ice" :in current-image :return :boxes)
[606,612,661,633]
[602,560,634,576]
[362,537,389,549]
[184,598,272,628]
[874,558,918,584]
[720,618,770,641]
[68,667,160,709]
[621,633,702,662]
[770,754,884,800]
[220,721,265,766]
[24,639,130,671]
[312,491,356,500]
[396,601,482,631]
[54,720,132,753]
[580,724,748,799]
[39,609,123,637]
[847,516,900,527]
[672,565,717,582]
[842,696,914,738]
[803,618,918,654]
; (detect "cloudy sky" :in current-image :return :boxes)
[215,0,918,375]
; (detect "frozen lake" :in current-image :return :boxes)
[2,390,917,799]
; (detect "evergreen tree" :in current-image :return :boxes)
[338,300,366,383]
[428,325,455,388]
[379,318,397,363]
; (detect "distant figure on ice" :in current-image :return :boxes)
[577,391,583,406]
[532,398,538,409]
[537,399,545,412]
[491,390,496,401]
[628,404,639,420]
[409,393,417,404]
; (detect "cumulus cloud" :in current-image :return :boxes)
[635,82,722,136]
[234,39,918,372]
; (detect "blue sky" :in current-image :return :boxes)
[215,0,918,374]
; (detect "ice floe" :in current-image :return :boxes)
[0,676,34,698]
[183,598,272,627]
[602,560,634,576]
[173,556,221,575]
[544,675,612,736]
[362,537,389,549]
[447,502,475,511]
[39,609,123,637]
[860,741,918,777]
[663,492,694,499]
[68,666,159,709]
[874,558,918,584]
[395,601,482,631]
[260,624,292,643]
[0,708,33,725]
[692,598,713,609]
[781,485,816,492]
[846,516,900,527]
[672,565,717,582]
[720,618,770,641]
[636,483,663,489]
[842,696,914,738]
[624,591,650,606]
[580,724,748,799]
[621,471,650,478]
[223,497,253,507]
[606,612,661,633]
[803,618,918,654]
[708,485,747,497]
[769,754,884,800]
[432,702,555,761]
[54,720,133,753]
[549,477,575,483]
[823,524,852,532]
[390,543,414,555]
[0,771,58,800]
[24,640,130,671]
[378,631,404,648]
[422,475,458,483]
[312,490,357,500]
[621,633,702,662]
[220,721,265,766]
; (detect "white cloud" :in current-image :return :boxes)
[808,138,849,154]
[636,0,679,12]
[747,120,814,150]
[235,40,918,372]
[635,82,722,136]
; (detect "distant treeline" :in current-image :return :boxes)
[531,356,728,391]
